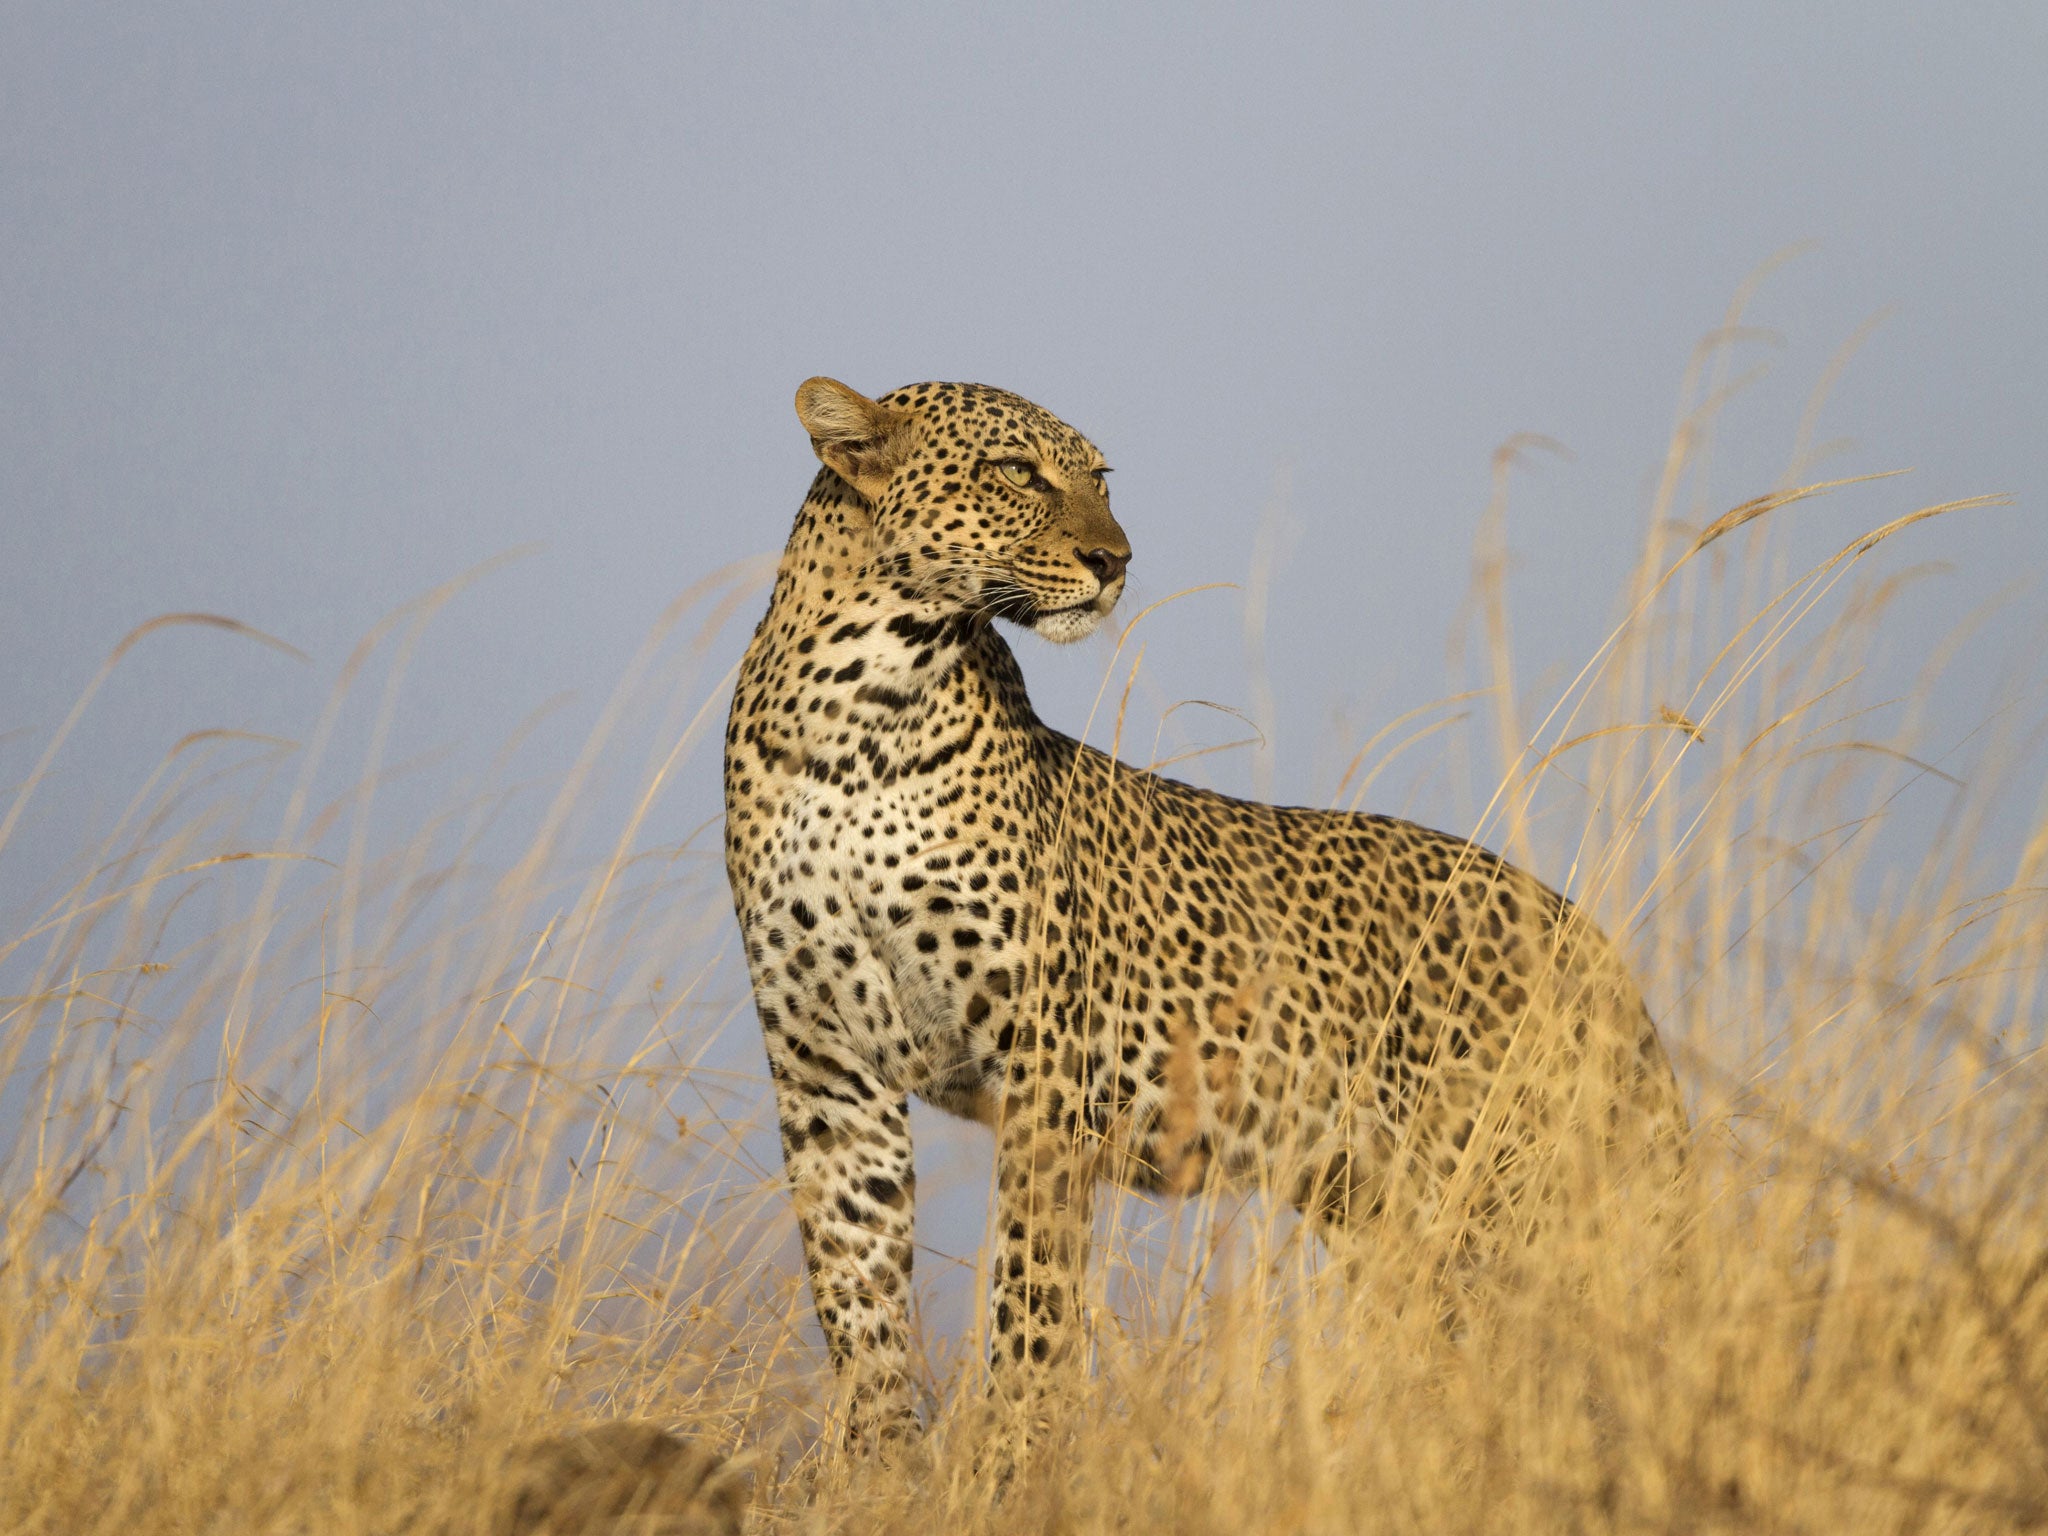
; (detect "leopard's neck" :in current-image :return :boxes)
[729,476,1042,788]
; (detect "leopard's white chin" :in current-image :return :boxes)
[1031,598,1113,644]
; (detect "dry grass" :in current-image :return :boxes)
[4,336,2044,1534]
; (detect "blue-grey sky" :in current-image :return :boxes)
[7,5,2043,868]
[4,6,2045,1281]
[8,4,2045,840]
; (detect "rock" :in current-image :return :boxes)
[499,1422,748,1536]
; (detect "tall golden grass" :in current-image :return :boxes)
[3,332,2043,1533]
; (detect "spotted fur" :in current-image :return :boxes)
[723,377,1687,1444]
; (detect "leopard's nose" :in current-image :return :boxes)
[1079,547,1130,586]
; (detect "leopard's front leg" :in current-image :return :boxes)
[986,1008,1099,1420]
[758,1007,920,1447]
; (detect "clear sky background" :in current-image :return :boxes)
[5,3,2045,1341]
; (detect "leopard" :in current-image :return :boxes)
[721,376,1688,1447]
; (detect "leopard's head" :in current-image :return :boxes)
[795,376,1131,644]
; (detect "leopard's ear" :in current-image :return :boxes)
[795,378,912,501]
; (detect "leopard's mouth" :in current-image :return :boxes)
[984,588,1083,625]
[1028,595,1117,645]
[981,574,1121,644]
[985,589,1093,620]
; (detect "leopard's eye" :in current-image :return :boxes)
[996,460,1035,490]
